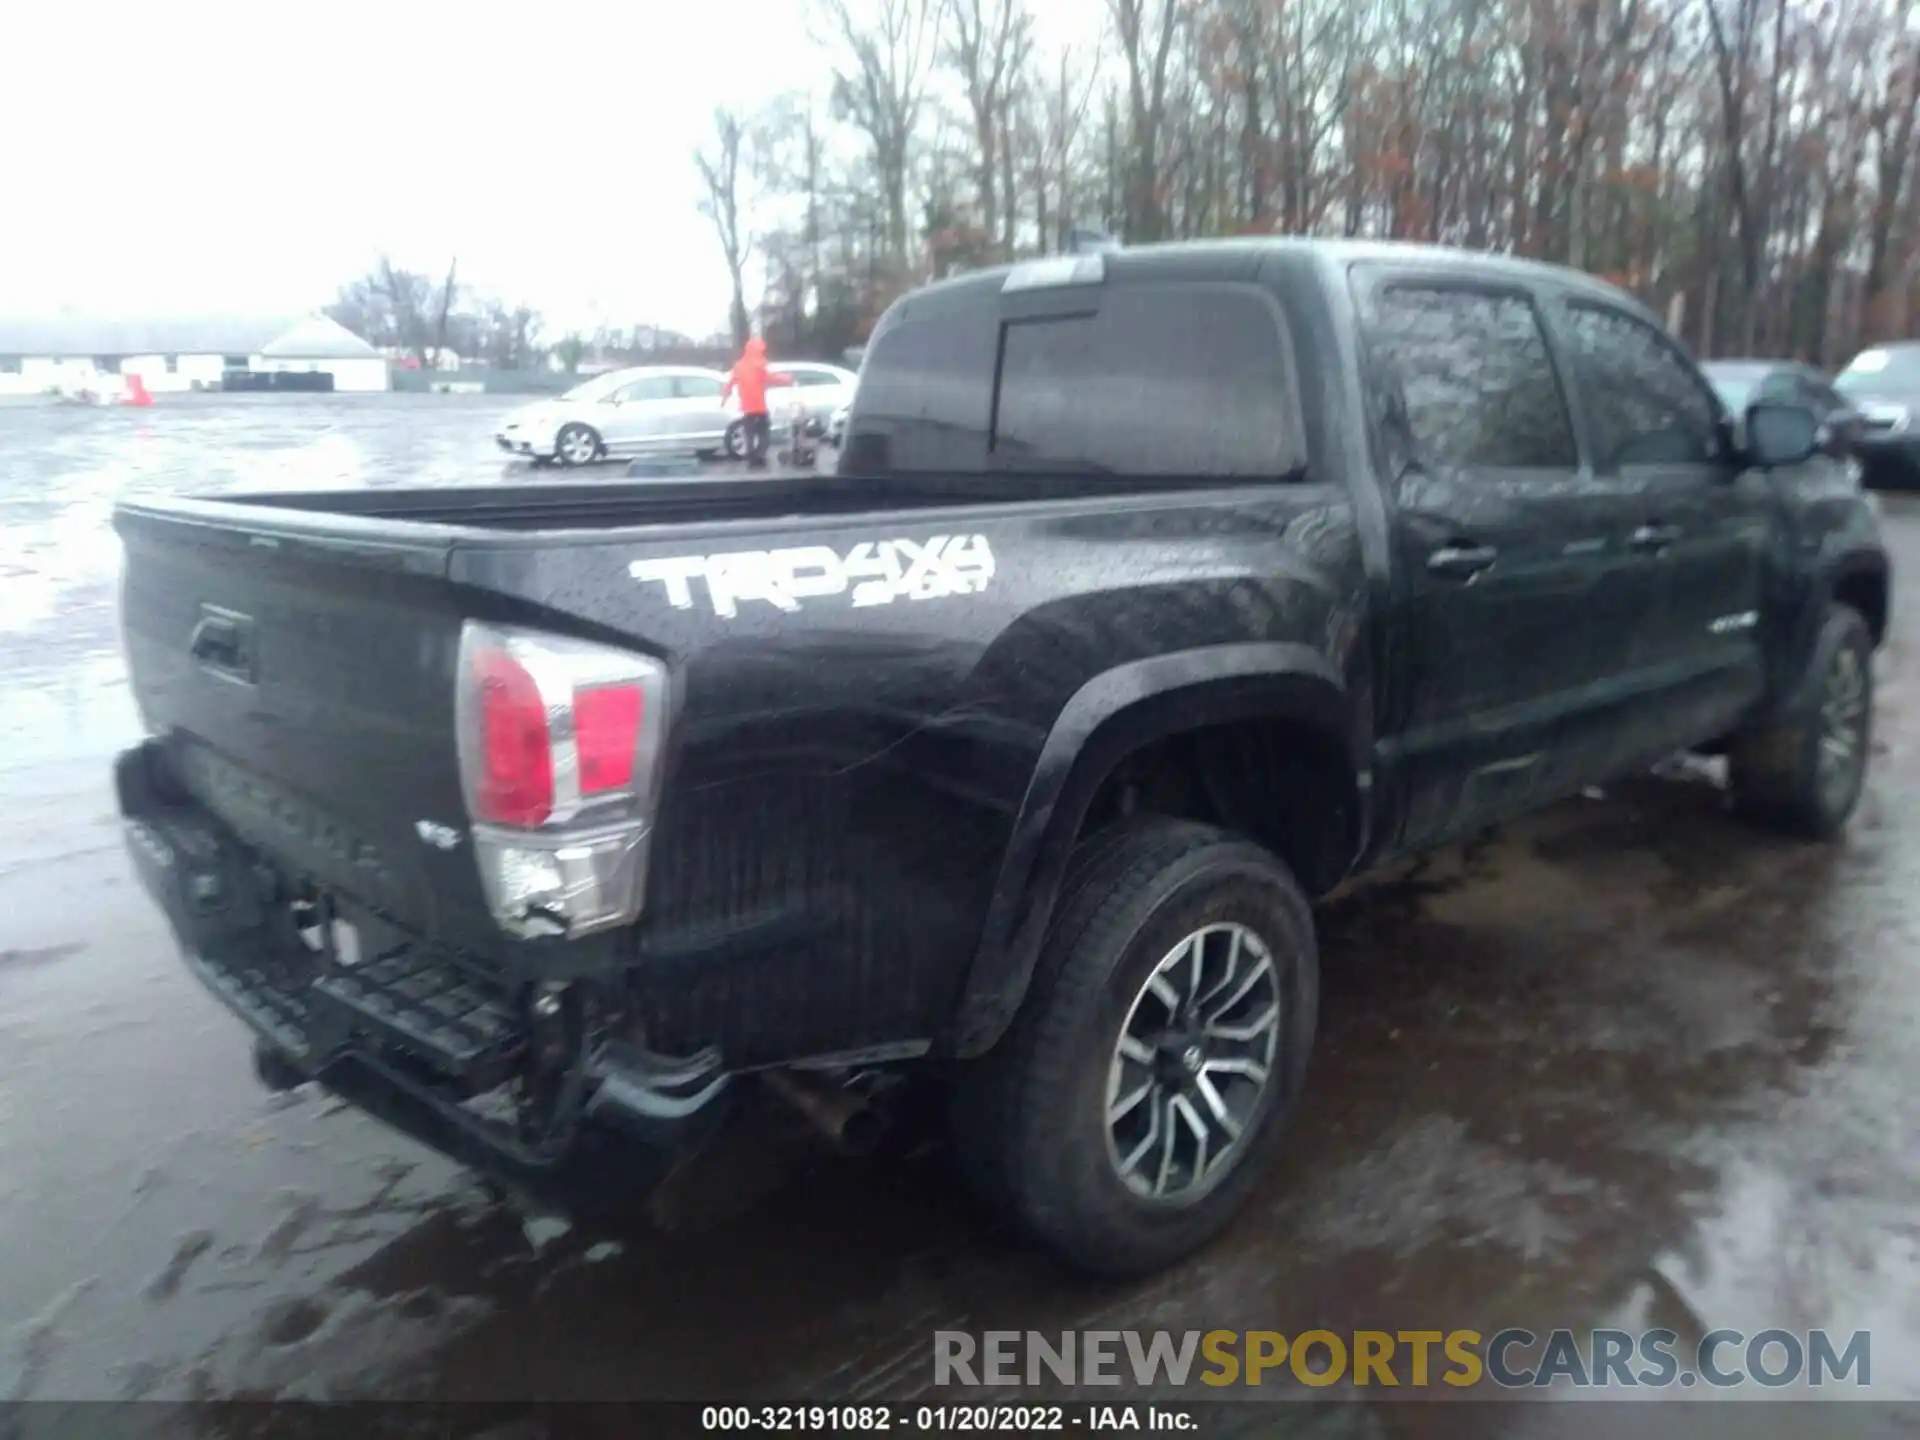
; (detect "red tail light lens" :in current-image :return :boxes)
[575,682,643,794]
[456,621,668,834]
[455,621,670,940]
[473,646,554,827]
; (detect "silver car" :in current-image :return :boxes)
[495,366,732,467]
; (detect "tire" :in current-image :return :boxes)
[1729,602,1874,840]
[723,419,746,460]
[555,423,602,467]
[949,817,1319,1276]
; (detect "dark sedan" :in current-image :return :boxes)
[1836,341,1920,488]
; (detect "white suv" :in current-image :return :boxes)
[722,361,858,458]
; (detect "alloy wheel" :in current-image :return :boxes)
[1816,643,1869,812]
[559,428,598,465]
[1104,922,1281,1202]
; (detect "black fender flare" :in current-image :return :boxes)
[1737,541,1886,735]
[1822,547,1890,645]
[948,642,1364,1057]
[1777,547,1890,705]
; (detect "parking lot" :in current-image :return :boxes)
[1,395,1914,1423]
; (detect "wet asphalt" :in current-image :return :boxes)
[0,396,1915,1428]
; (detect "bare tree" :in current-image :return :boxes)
[696,108,755,346]
[327,258,552,371]
[1857,15,1920,339]
[944,0,1034,255]
[1109,0,1186,240]
[1703,0,1769,349]
[324,256,459,366]
[739,0,1920,365]
[1026,44,1102,249]
[824,0,939,269]
[427,258,459,369]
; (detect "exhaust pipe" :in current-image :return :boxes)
[761,1069,882,1155]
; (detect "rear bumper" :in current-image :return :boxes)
[114,740,732,1188]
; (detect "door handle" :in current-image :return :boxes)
[189,615,240,664]
[1426,543,1499,580]
[189,608,254,681]
[1630,523,1682,553]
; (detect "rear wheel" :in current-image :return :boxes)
[723,419,747,460]
[555,423,602,467]
[1729,601,1874,839]
[950,817,1318,1276]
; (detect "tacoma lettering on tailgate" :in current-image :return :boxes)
[630,535,996,618]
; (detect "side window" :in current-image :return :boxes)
[795,370,840,388]
[613,375,675,403]
[992,285,1306,478]
[674,374,723,399]
[1362,285,1577,470]
[1563,303,1723,468]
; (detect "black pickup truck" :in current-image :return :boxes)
[113,240,1889,1276]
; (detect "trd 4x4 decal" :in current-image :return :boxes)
[630,535,996,618]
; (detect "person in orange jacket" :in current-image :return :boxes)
[720,335,793,468]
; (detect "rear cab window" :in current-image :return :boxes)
[992,285,1306,478]
[844,275,1307,481]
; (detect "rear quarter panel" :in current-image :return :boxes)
[451,483,1366,1067]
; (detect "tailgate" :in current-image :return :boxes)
[115,504,490,951]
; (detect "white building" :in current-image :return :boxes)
[0,313,389,396]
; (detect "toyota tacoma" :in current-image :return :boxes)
[113,239,1889,1275]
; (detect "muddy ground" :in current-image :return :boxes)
[0,396,1914,1431]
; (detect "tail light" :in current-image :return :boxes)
[454,621,669,940]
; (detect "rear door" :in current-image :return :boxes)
[1354,270,1662,849]
[600,373,678,453]
[1552,299,1773,759]
[668,371,728,449]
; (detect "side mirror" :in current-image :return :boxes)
[1745,401,1820,468]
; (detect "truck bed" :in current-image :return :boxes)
[128,471,1241,536]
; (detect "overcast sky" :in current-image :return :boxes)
[0,0,1103,339]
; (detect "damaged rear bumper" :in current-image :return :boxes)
[114,740,732,1191]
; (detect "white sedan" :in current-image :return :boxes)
[495,365,732,467]
[721,361,859,458]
